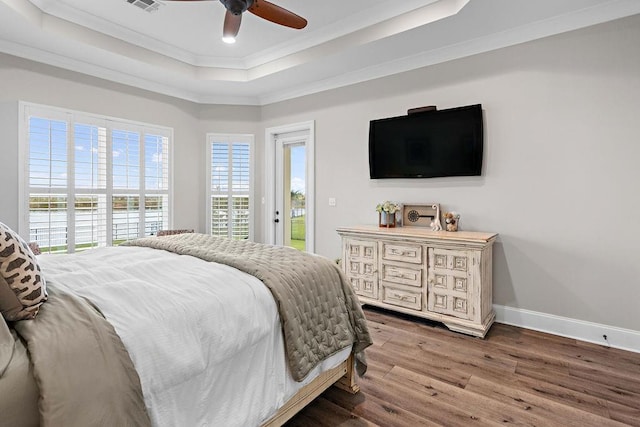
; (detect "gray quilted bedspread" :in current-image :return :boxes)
[122,233,372,381]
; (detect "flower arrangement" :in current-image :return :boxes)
[375,201,400,214]
[376,201,400,228]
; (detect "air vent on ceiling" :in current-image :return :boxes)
[125,0,162,13]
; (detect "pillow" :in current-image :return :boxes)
[0,276,24,321]
[0,313,13,377]
[27,242,41,256]
[0,223,47,321]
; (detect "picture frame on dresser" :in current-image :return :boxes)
[402,203,440,228]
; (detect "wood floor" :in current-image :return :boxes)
[285,306,640,427]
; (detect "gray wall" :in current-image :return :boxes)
[261,15,640,331]
[0,101,19,228]
[0,15,638,332]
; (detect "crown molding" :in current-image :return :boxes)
[1,0,639,106]
[21,0,446,69]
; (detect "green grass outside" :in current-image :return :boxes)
[39,241,97,253]
[290,215,306,251]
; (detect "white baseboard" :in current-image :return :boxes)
[493,305,640,354]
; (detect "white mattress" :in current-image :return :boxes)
[39,246,350,427]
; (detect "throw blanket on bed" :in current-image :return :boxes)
[122,233,372,381]
[13,285,151,427]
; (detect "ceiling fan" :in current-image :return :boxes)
[165,0,307,43]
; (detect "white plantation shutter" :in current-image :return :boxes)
[74,194,107,251]
[145,134,169,191]
[112,129,140,191]
[74,123,108,250]
[29,194,68,252]
[29,117,68,189]
[207,134,254,240]
[231,143,250,239]
[144,195,168,236]
[20,103,172,253]
[143,134,169,236]
[210,143,230,237]
[111,128,142,241]
[74,123,107,190]
[210,196,229,237]
[27,116,70,252]
[111,195,141,243]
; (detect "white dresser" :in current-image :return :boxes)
[337,225,498,338]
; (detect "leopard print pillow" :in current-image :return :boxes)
[0,223,47,321]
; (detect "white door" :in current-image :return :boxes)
[265,122,315,252]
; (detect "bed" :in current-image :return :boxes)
[0,226,372,427]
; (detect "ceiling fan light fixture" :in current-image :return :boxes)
[169,0,306,44]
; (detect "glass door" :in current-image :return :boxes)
[275,136,309,251]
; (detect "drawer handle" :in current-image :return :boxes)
[388,271,412,280]
[389,249,416,257]
[393,293,412,301]
[388,270,416,280]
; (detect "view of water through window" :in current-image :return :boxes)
[26,109,170,253]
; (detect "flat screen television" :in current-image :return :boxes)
[369,104,483,179]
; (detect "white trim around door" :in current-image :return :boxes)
[264,121,315,252]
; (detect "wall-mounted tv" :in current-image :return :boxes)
[369,104,483,179]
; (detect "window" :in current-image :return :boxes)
[207,134,254,240]
[20,103,172,253]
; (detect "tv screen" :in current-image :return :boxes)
[369,104,483,179]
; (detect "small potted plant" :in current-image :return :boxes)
[375,201,400,228]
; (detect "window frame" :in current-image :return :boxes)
[18,101,174,252]
[206,133,255,241]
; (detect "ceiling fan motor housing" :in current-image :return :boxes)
[220,0,254,15]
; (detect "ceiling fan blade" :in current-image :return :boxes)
[223,10,242,38]
[248,0,307,30]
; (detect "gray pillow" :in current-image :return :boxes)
[0,313,13,377]
[0,275,24,321]
[0,222,47,320]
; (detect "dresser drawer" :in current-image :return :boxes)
[346,239,376,260]
[381,242,422,264]
[348,259,376,277]
[382,286,422,311]
[381,263,422,288]
[349,276,378,299]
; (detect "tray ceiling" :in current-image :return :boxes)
[0,0,638,105]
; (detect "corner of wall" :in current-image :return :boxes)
[0,100,19,229]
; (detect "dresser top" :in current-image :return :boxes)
[337,225,498,244]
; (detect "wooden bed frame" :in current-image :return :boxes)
[262,352,359,426]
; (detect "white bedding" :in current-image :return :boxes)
[39,246,351,427]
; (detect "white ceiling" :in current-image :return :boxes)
[0,0,638,105]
